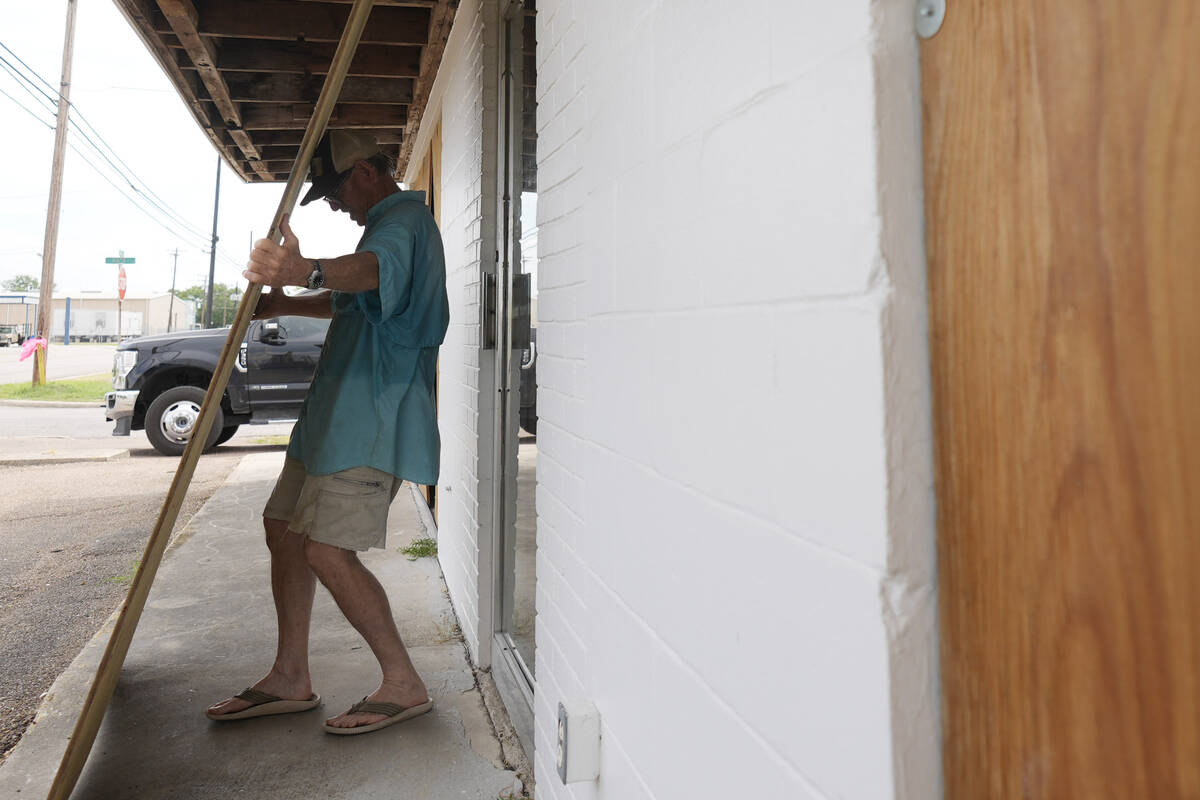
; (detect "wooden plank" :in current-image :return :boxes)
[923,0,1200,797]
[199,0,427,44]
[44,3,378,798]
[224,73,413,104]
[255,142,399,161]
[397,0,457,176]
[156,0,239,127]
[244,128,403,147]
[155,0,271,179]
[241,153,399,174]
[186,39,421,78]
[240,102,408,130]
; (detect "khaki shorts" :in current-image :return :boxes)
[263,457,404,551]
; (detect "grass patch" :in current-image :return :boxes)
[399,536,438,560]
[106,560,141,585]
[251,435,291,446]
[0,373,110,402]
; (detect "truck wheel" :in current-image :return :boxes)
[214,424,240,445]
[520,409,537,436]
[145,386,225,457]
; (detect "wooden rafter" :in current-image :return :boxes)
[239,102,409,130]
[223,73,414,104]
[150,0,429,45]
[120,0,458,184]
[252,141,400,161]
[249,129,405,148]
[156,0,272,180]
[397,0,457,176]
[175,39,423,78]
[111,0,254,181]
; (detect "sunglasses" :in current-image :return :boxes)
[323,171,352,209]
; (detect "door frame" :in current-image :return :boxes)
[481,0,536,755]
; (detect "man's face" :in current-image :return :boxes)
[325,163,370,226]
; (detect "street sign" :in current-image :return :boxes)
[118,267,127,300]
[105,256,135,264]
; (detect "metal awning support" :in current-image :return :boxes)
[45,2,376,796]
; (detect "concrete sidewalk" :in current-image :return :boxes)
[0,452,523,799]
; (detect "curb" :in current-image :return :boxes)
[0,399,103,408]
[0,450,129,466]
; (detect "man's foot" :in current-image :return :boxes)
[207,670,313,717]
[324,679,429,730]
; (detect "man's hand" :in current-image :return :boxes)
[244,215,310,288]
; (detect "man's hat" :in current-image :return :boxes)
[299,130,382,206]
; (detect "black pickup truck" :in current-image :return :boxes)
[105,315,329,455]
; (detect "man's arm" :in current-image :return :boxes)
[244,214,379,292]
[307,252,379,293]
[253,289,334,320]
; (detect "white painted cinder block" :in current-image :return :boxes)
[531,1,939,799]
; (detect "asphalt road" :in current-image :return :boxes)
[0,343,116,384]
[0,405,294,762]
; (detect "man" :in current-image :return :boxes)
[206,130,449,735]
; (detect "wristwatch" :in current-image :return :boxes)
[305,259,325,290]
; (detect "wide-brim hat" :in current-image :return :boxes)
[299,130,382,206]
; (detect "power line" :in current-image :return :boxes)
[0,41,208,240]
[0,41,250,275]
[0,84,54,130]
[67,140,213,248]
[0,59,211,245]
[0,83,215,249]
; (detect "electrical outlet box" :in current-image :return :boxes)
[556,700,600,784]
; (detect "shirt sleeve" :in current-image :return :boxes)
[354,217,414,324]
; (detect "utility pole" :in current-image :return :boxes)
[167,248,179,331]
[33,0,79,386]
[203,155,220,328]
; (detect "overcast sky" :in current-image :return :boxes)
[0,0,363,299]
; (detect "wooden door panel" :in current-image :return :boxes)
[922,1,1200,797]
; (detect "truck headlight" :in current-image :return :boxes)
[112,350,137,389]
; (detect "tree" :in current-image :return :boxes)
[176,283,244,327]
[2,274,40,292]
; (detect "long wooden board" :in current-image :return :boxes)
[45,2,376,796]
[923,1,1200,796]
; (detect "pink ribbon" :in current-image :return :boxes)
[18,337,47,362]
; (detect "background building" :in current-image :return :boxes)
[0,293,39,339]
[49,293,195,341]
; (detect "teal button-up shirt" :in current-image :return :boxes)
[287,191,449,484]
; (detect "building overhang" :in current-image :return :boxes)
[113,0,459,182]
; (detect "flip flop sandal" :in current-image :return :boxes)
[323,697,434,735]
[206,687,322,721]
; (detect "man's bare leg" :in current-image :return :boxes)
[303,539,429,729]
[207,518,317,716]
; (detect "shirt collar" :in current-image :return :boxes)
[366,190,426,224]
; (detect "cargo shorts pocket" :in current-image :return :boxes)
[326,473,387,495]
[309,469,394,551]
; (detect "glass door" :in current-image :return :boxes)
[490,0,538,754]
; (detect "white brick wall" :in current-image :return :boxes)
[410,0,491,661]
[532,2,938,799]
